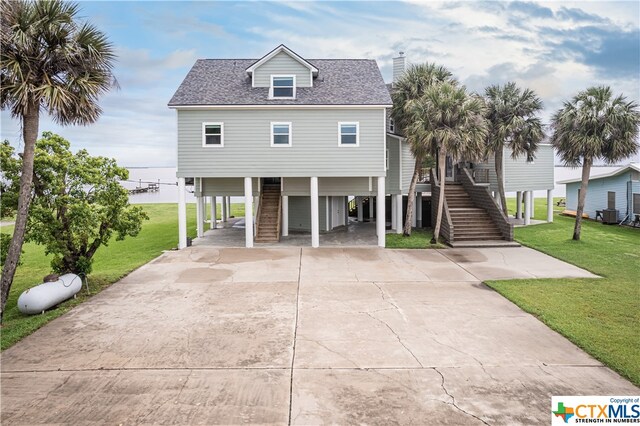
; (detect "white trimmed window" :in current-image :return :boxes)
[270,75,295,99]
[271,122,292,147]
[389,118,395,133]
[202,122,223,147]
[338,122,359,146]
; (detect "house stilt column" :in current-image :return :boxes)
[221,196,227,222]
[196,180,204,238]
[516,191,522,219]
[416,192,422,228]
[282,195,289,237]
[178,177,187,249]
[377,177,386,247]
[395,194,403,234]
[244,177,253,248]
[369,195,374,219]
[547,189,554,223]
[391,196,397,231]
[530,192,535,218]
[524,191,531,226]
[210,196,217,229]
[310,177,319,248]
[357,196,363,222]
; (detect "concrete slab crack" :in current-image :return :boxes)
[287,248,302,426]
[433,367,490,425]
[365,312,423,368]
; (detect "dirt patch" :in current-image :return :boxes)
[176,267,233,283]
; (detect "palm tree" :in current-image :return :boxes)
[0,0,116,319]
[485,82,544,215]
[551,86,639,241]
[407,82,489,243]
[391,63,454,236]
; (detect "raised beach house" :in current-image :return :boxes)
[169,45,554,248]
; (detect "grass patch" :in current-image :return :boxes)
[487,197,640,385]
[1,203,244,350]
[386,228,445,249]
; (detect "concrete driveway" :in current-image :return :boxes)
[1,247,636,425]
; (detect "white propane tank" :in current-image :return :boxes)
[17,274,83,315]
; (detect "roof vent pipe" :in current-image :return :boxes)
[392,51,406,84]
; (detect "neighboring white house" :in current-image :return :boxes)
[559,163,640,224]
[168,45,555,248]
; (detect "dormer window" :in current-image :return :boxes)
[389,118,395,133]
[271,75,295,99]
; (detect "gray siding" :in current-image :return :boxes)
[386,136,401,194]
[177,108,386,178]
[288,196,328,232]
[565,172,634,221]
[473,144,554,193]
[282,177,374,196]
[253,51,312,87]
[504,144,554,192]
[201,177,259,196]
[400,140,415,193]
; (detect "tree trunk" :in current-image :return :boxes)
[431,149,447,244]
[403,157,422,236]
[1,104,39,321]
[495,148,508,215]
[573,157,592,241]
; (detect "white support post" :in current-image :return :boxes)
[516,191,522,220]
[244,177,253,248]
[209,196,216,229]
[530,191,535,219]
[178,177,187,249]
[416,192,422,228]
[282,195,289,237]
[310,177,319,248]
[196,191,204,238]
[547,189,554,223]
[524,191,531,226]
[395,194,403,234]
[222,196,227,222]
[391,196,397,231]
[357,196,364,222]
[369,195,374,220]
[412,194,417,227]
[377,177,386,247]
[344,196,349,225]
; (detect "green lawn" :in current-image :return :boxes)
[488,198,640,385]
[0,202,243,350]
[386,228,445,249]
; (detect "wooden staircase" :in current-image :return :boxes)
[445,183,505,242]
[255,183,281,243]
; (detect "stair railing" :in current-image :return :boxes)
[459,167,514,241]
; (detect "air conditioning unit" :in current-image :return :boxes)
[602,209,618,224]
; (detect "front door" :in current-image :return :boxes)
[445,156,456,182]
[331,196,345,229]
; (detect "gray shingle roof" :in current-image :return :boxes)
[168,59,392,106]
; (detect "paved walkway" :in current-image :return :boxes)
[1,247,636,425]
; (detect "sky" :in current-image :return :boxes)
[1,0,639,166]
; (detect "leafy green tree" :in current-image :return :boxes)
[1,133,148,275]
[407,82,489,244]
[391,63,454,236]
[485,82,544,214]
[551,86,640,240]
[0,0,116,319]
